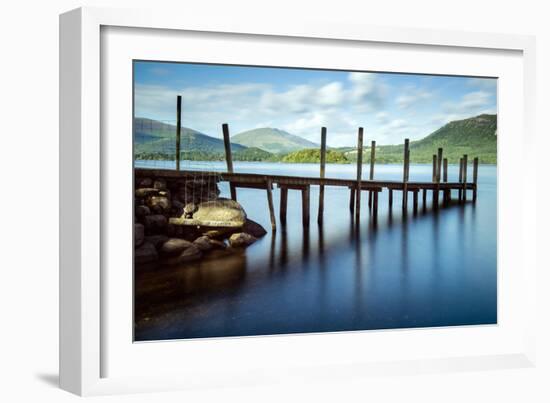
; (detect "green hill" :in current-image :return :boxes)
[134,117,246,155]
[232,127,318,154]
[282,149,349,163]
[342,114,497,164]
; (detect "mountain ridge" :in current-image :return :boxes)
[231,127,319,154]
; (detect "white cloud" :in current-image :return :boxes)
[396,88,433,109]
[135,71,496,147]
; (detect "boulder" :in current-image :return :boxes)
[243,219,267,238]
[143,214,167,234]
[164,244,202,264]
[185,198,246,227]
[153,179,167,190]
[144,234,169,250]
[147,196,171,212]
[171,200,184,216]
[134,223,145,247]
[179,244,202,262]
[135,205,151,218]
[208,239,227,249]
[135,188,159,198]
[134,242,158,264]
[193,236,213,251]
[229,232,257,248]
[203,228,235,239]
[138,178,153,188]
[160,238,193,257]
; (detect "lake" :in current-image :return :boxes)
[134,160,497,341]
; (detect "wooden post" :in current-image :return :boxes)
[434,148,443,208]
[222,123,237,200]
[462,154,468,202]
[368,140,376,209]
[318,127,327,224]
[349,187,356,213]
[436,148,443,183]
[388,189,393,208]
[176,95,182,171]
[355,128,364,222]
[302,185,310,227]
[432,154,437,182]
[280,186,288,224]
[473,157,479,203]
[402,139,410,211]
[413,190,418,213]
[266,179,276,231]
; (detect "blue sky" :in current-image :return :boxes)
[134,61,497,147]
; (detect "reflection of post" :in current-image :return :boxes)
[402,139,410,211]
[318,127,327,224]
[462,154,468,203]
[458,157,463,201]
[222,123,237,201]
[176,95,182,171]
[279,186,288,224]
[473,157,479,203]
[443,157,449,205]
[368,140,376,210]
[349,187,355,213]
[355,128,364,222]
[302,185,310,227]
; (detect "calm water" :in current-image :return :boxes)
[134,161,497,341]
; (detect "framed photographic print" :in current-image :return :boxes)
[60,7,537,396]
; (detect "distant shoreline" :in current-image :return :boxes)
[134,159,497,166]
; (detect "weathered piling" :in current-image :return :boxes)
[473,157,479,203]
[355,128,364,221]
[222,123,237,201]
[432,154,437,182]
[437,148,443,182]
[176,95,182,171]
[317,127,327,224]
[388,189,393,208]
[402,139,410,211]
[413,190,419,213]
[462,154,468,202]
[443,157,449,205]
[368,140,376,210]
[434,147,443,207]
[266,179,276,231]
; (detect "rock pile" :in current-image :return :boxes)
[134,175,267,268]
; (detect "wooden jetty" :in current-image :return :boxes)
[140,97,479,231]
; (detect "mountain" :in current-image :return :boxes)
[341,114,497,164]
[231,128,319,154]
[134,117,246,155]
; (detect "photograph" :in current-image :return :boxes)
[133,61,498,342]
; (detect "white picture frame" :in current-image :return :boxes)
[60,6,537,396]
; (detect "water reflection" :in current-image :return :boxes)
[135,163,495,341]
